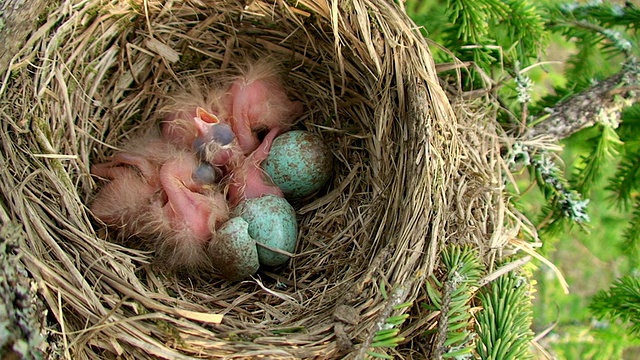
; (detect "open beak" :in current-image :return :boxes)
[196,107,220,124]
[192,107,236,150]
[193,107,220,136]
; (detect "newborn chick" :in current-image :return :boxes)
[227,127,284,206]
[90,137,229,270]
[190,107,239,168]
[225,61,303,154]
[161,62,302,160]
[161,89,239,167]
[154,150,229,270]
[161,83,230,144]
[90,150,162,233]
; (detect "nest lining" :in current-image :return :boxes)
[0,0,511,358]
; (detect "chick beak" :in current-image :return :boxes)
[193,107,220,135]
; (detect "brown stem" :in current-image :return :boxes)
[528,60,640,140]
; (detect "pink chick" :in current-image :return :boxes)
[161,98,239,168]
[190,107,240,168]
[158,152,228,241]
[91,137,230,271]
[161,109,198,148]
[227,127,284,207]
[152,151,230,270]
[225,62,303,154]
[90,151,162,233]
[160,85,231,146]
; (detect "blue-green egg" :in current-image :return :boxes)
[235,195,297,266]
[209,217,260,281]
[263,130,332,199]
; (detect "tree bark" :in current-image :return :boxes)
[0,0,53,74]
[529,61,640,140]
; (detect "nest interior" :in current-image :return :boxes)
[0,0,506,358]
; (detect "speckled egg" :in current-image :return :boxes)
[208,217,260,281]
[235,195,297,266]
[263,130,332,199]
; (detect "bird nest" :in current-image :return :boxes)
[0,0,512,358]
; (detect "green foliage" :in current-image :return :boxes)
[406,0,548,85]
[616,102,640,143]
[367,301,412,359]
[607,105,640,202]
[571,124,622,195]
[492,0,548,66]
[524,107,640,355]
[424,245,484,359]
[475,270,534,360]
[404,0,448,38]
[549,323,640,360]
[406,0,640,357]
[544,1,638,82]
[621,205,640,265]
[440,0,508,67]
[509,2,640,263]
[590,275,640,336]
[602,105,640,262]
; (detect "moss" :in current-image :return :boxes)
[0,222,49,359]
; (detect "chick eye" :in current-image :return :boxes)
[192,163,221,185]
[207,123,235,146]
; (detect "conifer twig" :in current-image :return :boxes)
[528,59,640,140]
[431,280,453,360]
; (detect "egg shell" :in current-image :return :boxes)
[208,217,260,281]
[263,130,332,199]
[235,195,297,266]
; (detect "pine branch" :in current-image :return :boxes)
[545,1,638,80]
[495,0,547,65]
[528,59,640,140]
[440,0,509,69]
[606,146,640,209]
[475,270,534,360]
[360,281,412,359]
[558,1,640,31]
[529,151,590,225]
[426,245,484,360]
[367,301,411,359]
[617,103,640,142]
[621,200,640,265]
[572,124,622,195]
[589,275,640,336]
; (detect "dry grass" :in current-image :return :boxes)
[0,0,523,358]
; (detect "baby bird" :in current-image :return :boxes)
[153,150,229,270]
[90,149,162,234]
[227,127,284,206]
[90,136,229,270]
[160,61,302,162]
[159,80,244,176]
[224,61,303,154]
[190,107,239,168]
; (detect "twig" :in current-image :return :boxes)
[528,59,640,140]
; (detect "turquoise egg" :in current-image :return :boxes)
[209,217,260,281]
[235,196,297,266]
[263,130,332,199]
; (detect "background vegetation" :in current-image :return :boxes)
[405,0,640,358]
